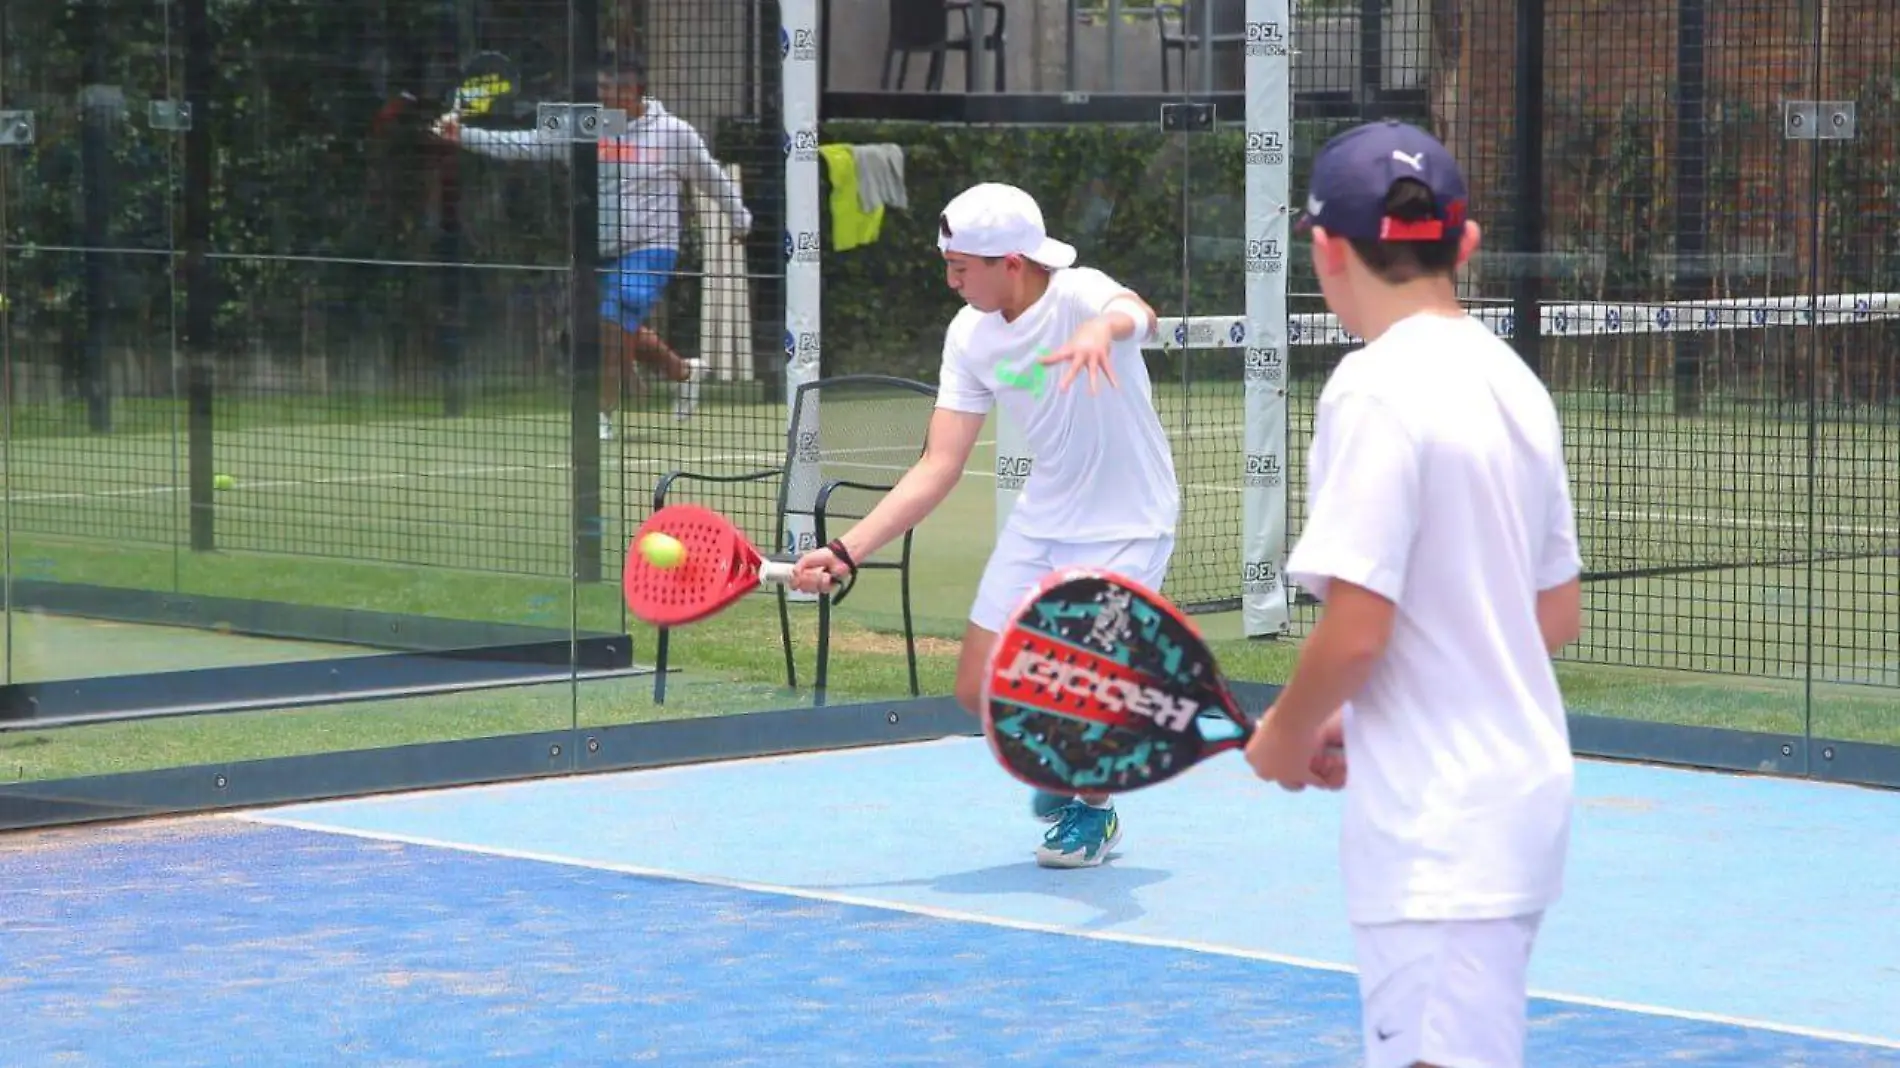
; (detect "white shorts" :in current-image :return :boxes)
[1352,913,1545,1068]
[968,525,1175,634]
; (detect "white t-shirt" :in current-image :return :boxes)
[1285,311,1583,926]
[936,267,1180,543]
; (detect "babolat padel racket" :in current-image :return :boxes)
[982,567,1258,794]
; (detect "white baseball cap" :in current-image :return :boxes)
[936,183,1077,269]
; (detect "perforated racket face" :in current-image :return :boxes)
[622,505,759,627]
[983,569,1246,794]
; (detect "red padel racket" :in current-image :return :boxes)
[622,504,854,627]
[981,567,1265,795]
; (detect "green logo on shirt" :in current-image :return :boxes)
[995,349,1051,400]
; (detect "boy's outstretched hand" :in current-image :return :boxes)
[1040,319,1119,394]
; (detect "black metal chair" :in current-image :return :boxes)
[1156,0,1247,91]
[883,0,1008,92]
[648,374,938,706]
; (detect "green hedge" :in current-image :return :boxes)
[1,8,1359,396]
[814,120,1239,379]
[806,118,1366,380]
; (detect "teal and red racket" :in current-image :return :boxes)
[981,568,1264,794]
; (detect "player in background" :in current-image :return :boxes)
[788,182,1181,869]
[1242,120,1584,1068]
[434,50,751,437]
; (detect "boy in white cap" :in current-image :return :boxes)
[789,182,1180,868]
[1242,119,1584,1067]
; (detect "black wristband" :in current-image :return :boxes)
[827,538,858,574]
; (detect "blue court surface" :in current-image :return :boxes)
[5,736,1898,1066]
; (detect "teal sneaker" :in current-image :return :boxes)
[1032,790,1073,823]
[1035,801,1122,869]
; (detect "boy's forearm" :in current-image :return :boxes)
[457,126,563,161]
[1092,295,1155,343]
[1536,579,1583,654]
[1269,614,1381,735]
[1097,310,1140,341]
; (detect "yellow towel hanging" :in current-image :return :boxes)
[820,143,885,251]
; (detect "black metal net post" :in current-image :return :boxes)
[1512,0,1544,378]
[182,0,215,553]
[77,0,113,436]
[1671,0,1707,418]
[569,0,603,585]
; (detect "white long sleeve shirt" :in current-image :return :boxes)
[458,98,752,259]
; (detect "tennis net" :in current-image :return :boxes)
[1298,293,1900,582]
[1149,292,1900,611]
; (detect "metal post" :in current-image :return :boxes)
[1066,0,1078,91]
[183,0,215,552]
[1199,0,1216,94]
[1359,0,1383,109]
[1673,0,1707,416]
[800,0,813,105]
[570,1,603,585]
[78,7,112,434]
[436,74,465,416]
[1511,0,1544,375]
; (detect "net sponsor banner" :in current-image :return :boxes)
[1244,0,1292,635]
[1155,292,1900,355]
[782,0,821,591]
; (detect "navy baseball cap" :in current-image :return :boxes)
[1297,120,1468,242]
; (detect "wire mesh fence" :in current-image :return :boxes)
[1,0,788,588]
[1280,0,1900,693]
[5,0,1898,706]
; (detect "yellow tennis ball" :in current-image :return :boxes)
[213,474,235,491]
[640,532,686,569]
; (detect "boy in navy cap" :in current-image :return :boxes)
[1243,120,1584,1068]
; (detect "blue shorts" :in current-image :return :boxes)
[600,247,678,333]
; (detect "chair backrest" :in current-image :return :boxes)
[886,0,955,51]
[779,374,940,536]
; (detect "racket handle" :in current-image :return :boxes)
[757,560,797,587]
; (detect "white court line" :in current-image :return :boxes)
[1594,507,1900,540]
[5,428,1246,506]
[8,462,574,505]
[232,806,1900,1053]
